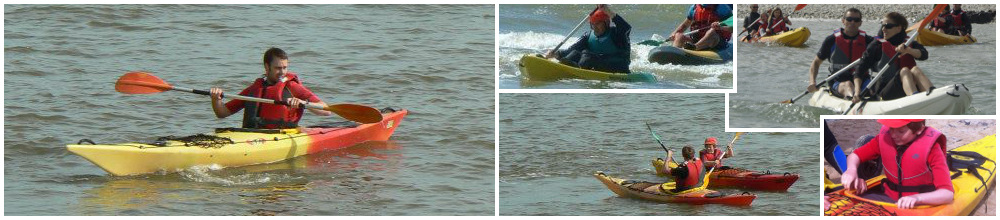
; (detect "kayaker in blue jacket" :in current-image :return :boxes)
[545,4,632,73]
[671,4,732,51]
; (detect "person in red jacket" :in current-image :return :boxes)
[839,119,954,209]
[650,146,707,193]
[209,48,332,129]
[700,137,735,168]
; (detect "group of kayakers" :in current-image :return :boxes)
[647,137,736,193]
[742,4,793,41]
[803,7,937,104]
[930,4,973,36]
[545,4,733,73]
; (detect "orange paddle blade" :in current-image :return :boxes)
[325,104,384,124]
[115,71,174,94]
[918,4,947,29]
[794,4,807,11]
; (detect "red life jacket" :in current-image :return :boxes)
[700,148,724,168]
[876,126,948,201]
[691,5,731,41]
[677,158,706,189]
[829,28,868,74]
[242,73,305,129]
[759,16,788,36]
[875,37,917,75]
[950,10,966,27]
[931,14,950,30]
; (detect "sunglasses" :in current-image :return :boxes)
[881,23,900,29]
[844,17,862,22]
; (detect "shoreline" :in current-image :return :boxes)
[736,4,995,23]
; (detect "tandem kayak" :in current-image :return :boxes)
[652,158,799,191]
[517,54,656,83]
[824,134,996,216]
[67,108,408,176]
[594,172,756,206]
[808,84,972,115]
[906,25,976,46]
[646,42,733,65]
[742,27,811,47]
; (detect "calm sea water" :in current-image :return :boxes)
[499,4,735,89]
[730,19,996,128]
[499,93,819,215]
[4,4,495,215]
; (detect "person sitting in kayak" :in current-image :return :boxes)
[700,137,734,168]
[649,146,707,193]
[852,12,931,103]
[949,4,972,36]
[209,47,332,129]
[544,4,632,73]
[742,4,761,38]
[808,8,874,99]
[669,4,732,51]
[838,119,954,209]
[758,7,791,37]
[930,5,954,34]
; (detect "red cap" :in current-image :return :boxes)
[877,119,925,128]
[590,10,609,24]
[704,137,718,145]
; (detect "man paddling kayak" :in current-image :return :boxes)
[742,4,761,36]
[544,4,632,73]
[649,146,707,193]
[949,4,972,36]
[838,119,954,209]
[807,8,874,99]
[210,47,333,129]
[670,4,732,51]
[700,137,735,168]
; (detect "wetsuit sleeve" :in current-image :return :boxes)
[611,14,632,50]
[670,163,690,179]
[928,143,955,192]
[910,42,928,61]
[852,134,881,162]
[565,34,589,52]
[287,82,321,103]
[854,40,882,80]
[816,35,837,60]
[224,84,255,113]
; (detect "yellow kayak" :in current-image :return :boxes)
[517,54,655,82]
[68,109,408,176]
[743,27,811,47]
[906,24,976,46]
[825,134,996,216]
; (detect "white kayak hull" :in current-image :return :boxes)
[808,84,972,115]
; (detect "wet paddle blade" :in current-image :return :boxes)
[326,104,384,124]
[115,71,174,94]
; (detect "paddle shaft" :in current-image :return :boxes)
[786,59,862,104]
[645,122,670,153]
[177,86,327,111]
[551,8,600,53]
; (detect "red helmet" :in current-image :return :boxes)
[704,137,718,145]
[877,119,925,128]
[590,10,609,24]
